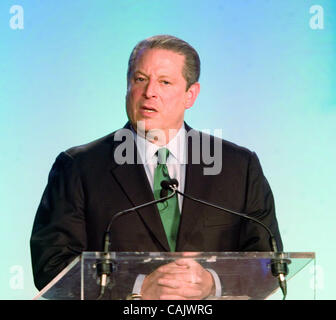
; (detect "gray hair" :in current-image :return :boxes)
[127,35,200,90]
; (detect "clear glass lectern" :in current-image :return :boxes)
[33,252,315,300]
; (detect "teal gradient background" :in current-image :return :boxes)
[0,1,335,299]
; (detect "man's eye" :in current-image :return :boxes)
[161,80,170,85]
[135,77,145,82]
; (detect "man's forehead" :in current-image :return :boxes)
[133,48,185,75]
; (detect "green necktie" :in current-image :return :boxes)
[153,148,180,251]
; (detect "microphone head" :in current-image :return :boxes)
[170,179,179,188]
[160,180,171,190]
[160,179,179,190]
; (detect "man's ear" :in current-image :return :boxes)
[185,82,200,110]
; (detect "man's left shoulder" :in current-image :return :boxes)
[187,125,255,161]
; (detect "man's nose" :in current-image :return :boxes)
[143,79,158,98]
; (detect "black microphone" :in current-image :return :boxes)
[161,179,289,300]
[96,187,177,300]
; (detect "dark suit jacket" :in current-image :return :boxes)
[30,122,283,292]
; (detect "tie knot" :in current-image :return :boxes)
[157,148,169,164]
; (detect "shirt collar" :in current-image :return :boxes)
[132,124,186,165]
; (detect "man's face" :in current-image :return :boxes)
[126,48,199,143]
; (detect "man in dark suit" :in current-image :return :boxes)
[30,35,283,300]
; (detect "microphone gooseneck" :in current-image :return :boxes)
[161,179,289,300]
[96,188,177,300]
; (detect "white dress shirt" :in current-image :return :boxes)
[132,124,186,212]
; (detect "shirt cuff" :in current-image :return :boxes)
[206,268,222,297]
[132,274,146,295]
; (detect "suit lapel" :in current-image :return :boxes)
[109,124,170,251]
[176,126,210,251]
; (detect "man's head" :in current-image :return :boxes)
[126,35,201,144]
[127,35,200,91]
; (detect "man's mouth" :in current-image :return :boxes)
[141,106,157,113]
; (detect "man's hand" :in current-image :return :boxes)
[141,258,215,300]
